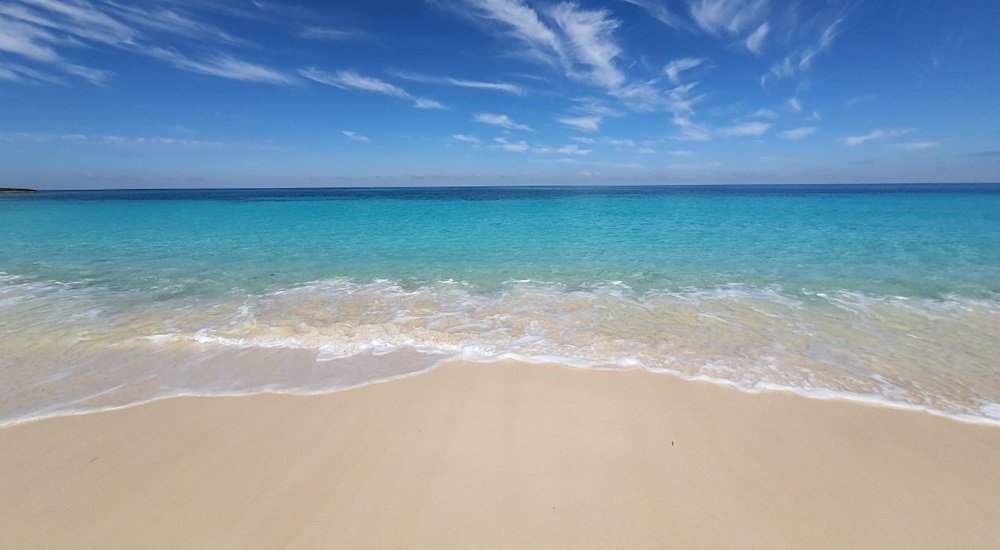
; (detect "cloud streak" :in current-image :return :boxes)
[663,57,704,84]
[394,72,526,95]
[153,50,295,85]
[779,126,816,140]
[492,136,529,153]
[342,130,371,143]
[474,112,532,131]
[556,115,602,132]
[300,68,445,109]
[452,0,626,91]
[717,121,773,138]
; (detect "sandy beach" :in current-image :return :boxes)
[2,359,999,549]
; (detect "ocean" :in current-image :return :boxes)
[2,184,999,424]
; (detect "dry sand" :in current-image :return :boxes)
[2,359,999,549]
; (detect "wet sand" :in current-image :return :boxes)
[2,359,999,549]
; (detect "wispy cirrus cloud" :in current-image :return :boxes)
[458,0,566,65]
[687,0,770,36]
[394,71,526,96]
[717,121,773,138]
[558,143,591,155]
[556,115,602,132]
[744,22,769,55]
[453,134,482,144]
[844,130,884,146]
[0,131,276,149]
[0,0,300,85]
[898,141,940,150]
[616,0,686,29]
[445,77,525,95]
[474,112,532,131]
[492,136,530,153]
[779,126,816,140]
[845,93,877,107]
[548,2,625,89]
[300,68,446,109]
[342,130,371,143]
[763,17,844,86]
[151,49,296,84]
[299,26,371,42]
[445,0,626,91]
[663,57,704,84]
[844,128,914,146]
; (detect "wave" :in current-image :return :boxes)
[1,276,999,426]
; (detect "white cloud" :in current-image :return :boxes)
[556,115,602,132]
[301,68,407,97]
[453,134,482,144]
[457,1,627,91]
[752,108,779,119]
[787,97,802,112]
[570,136,596,144]
[0,66,19,81]
[0,0,290,86]
[473,112,531,131]
[671,115,711,141]
[300,68,444,108]
[299,27,370,41]
[687,0,769,36]
[462,0,566,65]
[617,0,685,29]
[395,71,526,95]
[414,98,447,110]
[342,130,371,142]
[779,126,816,140]
[665,82,706,135]
[799,19,842,71]
[492,136,529,153]
[669,150,697,157]
[898,141,940,150]
[0,17,60,61]
[610,80,664,112]
[663,57,704,84]
[844,130,884,146]
[0,131,272,149]
[845,94,877,107]
[745,22,768,54]
[558,143,591,156]
[548,3,624,89]
[602,137,636,148]
[763,19,843,86]
[444,77,525,95]
[157,52,294,84]
[717,121,772,137]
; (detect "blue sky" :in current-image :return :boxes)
[1,0,998,188]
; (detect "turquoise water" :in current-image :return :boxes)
[2,185,999,424]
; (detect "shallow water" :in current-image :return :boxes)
[2,184,999,424]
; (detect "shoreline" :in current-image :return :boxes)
[4,354,1000,430]
[2,359,999,549]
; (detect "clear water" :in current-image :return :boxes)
[2,184,999,424]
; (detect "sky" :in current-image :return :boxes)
[0,0,998,188]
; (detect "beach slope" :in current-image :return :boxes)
[2,360,999,549]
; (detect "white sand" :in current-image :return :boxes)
[2,360,999,549]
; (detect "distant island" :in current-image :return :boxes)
[0,188,37,194]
